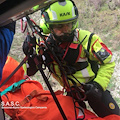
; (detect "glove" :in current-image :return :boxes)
[83,81,103,100]
[22,35,36,55]
[26,57,38,76]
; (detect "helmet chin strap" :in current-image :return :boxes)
[51,29,75,43]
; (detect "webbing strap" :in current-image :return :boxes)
[0,79,26,96]
[20,90,49,106]
[0,56,28,88]
[86,33,100,75]
[87,33,94,54]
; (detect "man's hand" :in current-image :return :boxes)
[83,81,103,100]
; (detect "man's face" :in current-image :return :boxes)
[50,23,73,36]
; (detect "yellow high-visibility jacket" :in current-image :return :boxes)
[45,29,115,91]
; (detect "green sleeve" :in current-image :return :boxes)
[89,34,115,91]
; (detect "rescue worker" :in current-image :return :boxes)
[22,0,120,117]
[0,21,16,119]
[0,21,16,81]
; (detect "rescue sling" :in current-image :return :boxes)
[0,56,120,120]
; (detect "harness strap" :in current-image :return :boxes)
[85,33,99,75]
[87,33,95,52]
[20,90,48,106]
[72,62,88,71]
[0,56,28,88]
[85,33,95,57]
[63,43,80,65]
[20,90,64,106]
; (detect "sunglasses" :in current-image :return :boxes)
[50,23,73,30]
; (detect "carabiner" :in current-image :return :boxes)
[20,18,27,33]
